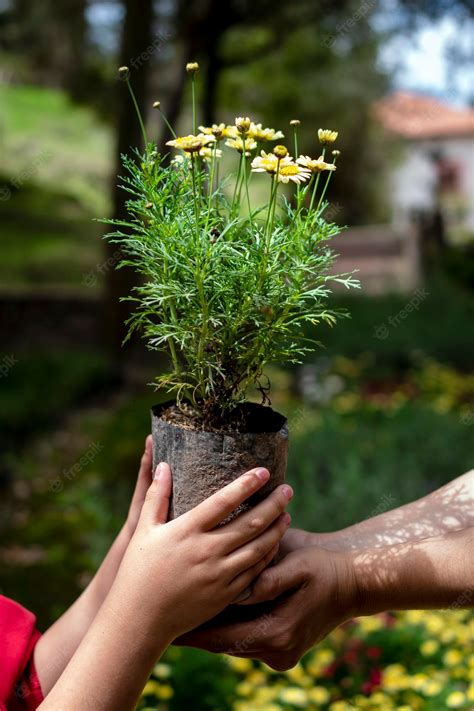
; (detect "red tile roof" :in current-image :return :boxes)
[374,91,474,139]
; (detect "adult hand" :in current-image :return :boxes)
[178,544,356,671]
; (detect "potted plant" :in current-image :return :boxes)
[104,63,359,519]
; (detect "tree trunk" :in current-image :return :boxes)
[104,0,154,358]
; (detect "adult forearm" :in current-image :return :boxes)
[310,470,473,552]
[350,527,474,616]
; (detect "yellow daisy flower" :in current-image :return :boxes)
[166,133,215,153]
[318,128,338,145]
[251,151,282,174]
[235,116,251,133]
[226,136,257,155]
[199,146,222,161]
[279,687,308,706]
[446,690,467,708]
[249,122,284,141]
[198,123,238,139]
[297,154,336,173]
[278,162,311,184]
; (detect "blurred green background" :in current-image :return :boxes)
[0,1,473,709]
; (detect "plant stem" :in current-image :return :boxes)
[204,142,218,232]
[125,78,148,148]
[191,75,197,135]
[231,156,243,217]
[308,147,325,213]
[190,154,200,230]
[158,107,177,139]
[293,125,300,203]
[316,153,338,213]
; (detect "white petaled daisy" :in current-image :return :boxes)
[249,122,284,141]
[225,136,257,155]
[198,123,238,140]
[199,146,222,161]
[235,116,251,133]
[251,151,291,174]
[297,154,336,173]
[166,133,215,153]
[277,162,311,184]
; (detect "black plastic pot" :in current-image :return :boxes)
[151,401,288,521]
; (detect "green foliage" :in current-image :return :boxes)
[104,145,358,423]
[285,402,474,533]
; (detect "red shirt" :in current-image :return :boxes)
[0,596,44,710]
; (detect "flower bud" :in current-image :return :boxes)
[152,101,161,110]
[145,202,153,209]
[318,128,338,146]
[186,62,199,75]
[273,144,288,159]
[118,66,130,80]
[290,119,301,127]
[332,149,341,157]
[235,116,251,134]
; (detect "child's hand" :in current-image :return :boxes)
[108,464,293,642]
[125,434,153,535]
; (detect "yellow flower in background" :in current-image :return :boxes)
[444,649,464,667]
[329,702,354,711]
[249,122,284,141]
[226,136,257,155]
[166,133,215,152]
[199,146,222,161]
[446,690,467,707]
[297,154,336,173]
[308,686,331,704]
[228,657,254,673]
[153,662,172,679]
[420,639,439,656]
[318,128,338,145]
[155,684,174,700]
[279,687,308,706]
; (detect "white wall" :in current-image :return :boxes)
[390,136,474,232]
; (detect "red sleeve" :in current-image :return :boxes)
[0,596,44,709]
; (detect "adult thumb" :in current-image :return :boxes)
[237,552,307,605]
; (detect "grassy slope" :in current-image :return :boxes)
[0,84,112,288]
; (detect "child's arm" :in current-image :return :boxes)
[39,464,292,710]
[34,436,154,695]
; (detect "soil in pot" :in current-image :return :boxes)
[151,401,288,521]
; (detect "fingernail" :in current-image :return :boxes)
[282,512,291,525]
[232,587,252,604]
[154,462,165,480]
[255,468,270,482]
[145,435,152,451]
[282,485,293,500]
